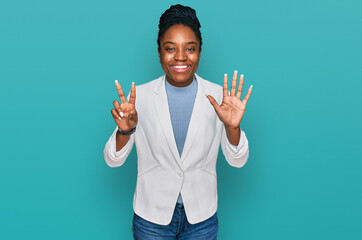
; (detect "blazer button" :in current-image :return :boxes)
[177,172,183,177]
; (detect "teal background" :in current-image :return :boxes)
[1,0,361,239]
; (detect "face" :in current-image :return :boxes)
[159,24,201,87]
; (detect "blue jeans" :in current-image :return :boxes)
[132,202,218,239]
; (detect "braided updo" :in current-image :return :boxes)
[157,4,202,52]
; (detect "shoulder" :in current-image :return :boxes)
[196,74,223,101]
[133,75,164,107]
[196,74,222,90]
[135,76,163,93]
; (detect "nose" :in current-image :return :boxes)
[174,48,186,61]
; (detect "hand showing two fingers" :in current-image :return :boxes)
[111,80,138,131]
[207,71,253,129]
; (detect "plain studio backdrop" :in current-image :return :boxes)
[0,0,361,239]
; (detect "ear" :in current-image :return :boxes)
[158,48,161,62]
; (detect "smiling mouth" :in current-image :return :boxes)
[171,65,191,72]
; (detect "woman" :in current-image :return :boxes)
[104,4,252,239]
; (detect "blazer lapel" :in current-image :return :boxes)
[180,74,207,162]
[153,76,183,170]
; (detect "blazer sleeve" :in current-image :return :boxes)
[220,127,249,168]
[104,127,135,168]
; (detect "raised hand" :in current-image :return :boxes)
[111,80,138,131]
[207,71,252,130]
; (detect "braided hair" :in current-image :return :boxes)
[157,4,202,52]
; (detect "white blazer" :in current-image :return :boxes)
[104,74,249,225]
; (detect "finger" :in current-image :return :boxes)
[130,109,136,114]
[113,100,126,118]
[113,100,121,112]
[206,95,220,112]
[242,85,253,104]
[115,80,127,103]
[121,112,129,118]
[223,74,228,97]
[129,82,136,105]
[230,70,237,96]
[119,110,134,119]
[236,74,244,99]
[120,112,138,120]
[111,108,122,121]
[127,111,134,120]
[128,109,138,119]
[113,101,130,119]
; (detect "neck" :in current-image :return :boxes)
[165,75,194,87]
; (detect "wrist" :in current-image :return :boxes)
[117,126,136,135]
[225,125,240,146]
[224,124,239,132]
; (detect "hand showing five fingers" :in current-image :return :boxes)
[207,71,252,129]
[111,80,138,131]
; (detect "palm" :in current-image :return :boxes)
[207,71,252,128]
[217,95,246,127]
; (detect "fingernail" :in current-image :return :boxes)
[115,80,118,83]
[118,117,121,121]
[241,74,244,78]
[119,112,124,118]
[132,82,134,85]
[234,70,237,73]
[251,85,253,88]
[224,73,227,77]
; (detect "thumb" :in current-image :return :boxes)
[206,95,220,112]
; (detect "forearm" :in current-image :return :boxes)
[225,125,240,146]
[116,131,131,151]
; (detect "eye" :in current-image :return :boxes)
[165,47,175,52]
[186,47,196,53]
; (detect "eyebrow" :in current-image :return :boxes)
[163,41,198,45]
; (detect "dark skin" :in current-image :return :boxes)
[158,24,200,87]
[111,24,252,151]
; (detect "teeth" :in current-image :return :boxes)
[172,65,189,69]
